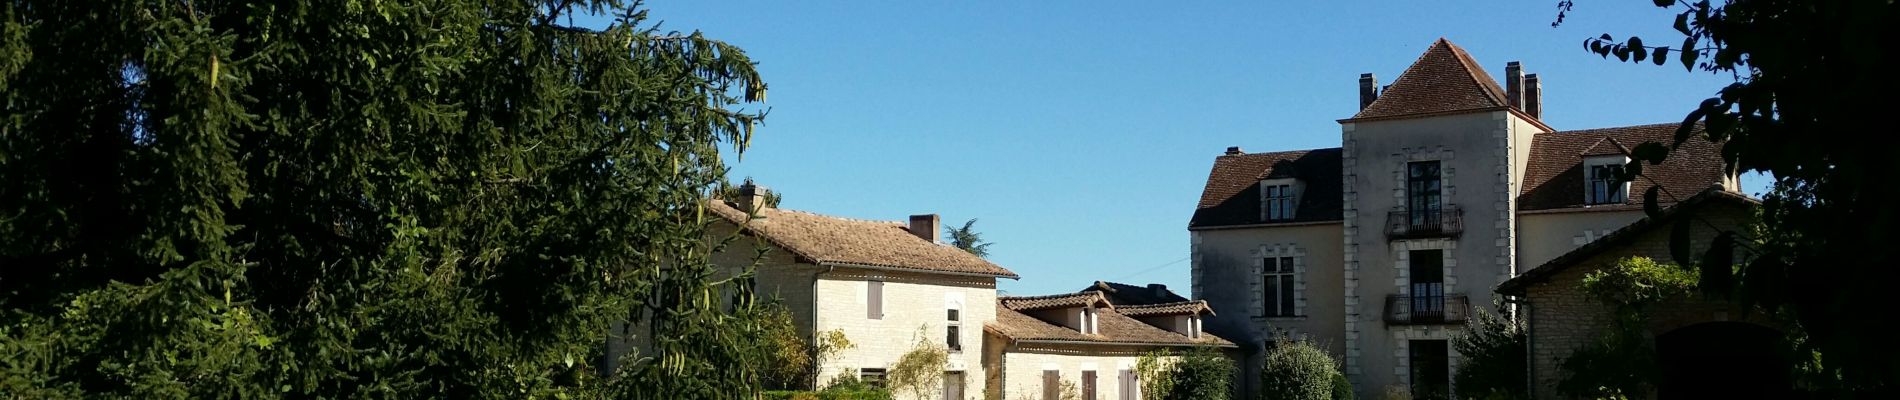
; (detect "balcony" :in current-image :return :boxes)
[1383,293,1469,325]
[1385,205,1463,240]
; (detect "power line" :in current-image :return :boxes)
[1112,256,1191,281]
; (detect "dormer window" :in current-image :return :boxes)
[1261,178,1300,222]
[1584,156,1629,205]
[1185,315,1202,339]
[1080,307,1100,334]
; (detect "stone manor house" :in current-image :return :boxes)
[1188,38,1738,399]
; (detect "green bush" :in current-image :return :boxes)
[1259,339,1341,400]
[763,385,894,400]
[1139,346,1236,400]
[1451,304,1527,399]
[1329,372,1355,400]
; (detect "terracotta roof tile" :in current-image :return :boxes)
[998,292,1111,311]
[1190,148,1343,228]
[987,300,1233,347]
[1349,38,1512,121]
[1115,301,1216,317]
[707,201,1019,278]
[1518,123,1730,212]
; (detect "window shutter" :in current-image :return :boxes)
[868,280,883,320]
[1082,371,1097,400]
[1250,258,1265,316]
[1119,370,1135,400]
[1043,370,1059,400]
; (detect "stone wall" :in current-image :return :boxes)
[1521,200,1758,399]
[995,344,1159,400]
[814,267,997,393]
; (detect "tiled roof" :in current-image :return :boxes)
[998,292,1112,311]
[1190,148,1343,228]
[1115,301,1216,317]
[987,300,1233,347]
[1080,281,1190,305]
[1518,123,1730,212]
[1348,38,1512,121]
[706,201,1019,278]
[1498,189,1758,295]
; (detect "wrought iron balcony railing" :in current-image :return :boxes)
[1383,293,1469,325]
[1386,205,1463,239]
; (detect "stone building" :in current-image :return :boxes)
[984,289,1233,400]
[1496,189,1780,399]
[1187,38,1737,398]
[684,184,1020,399]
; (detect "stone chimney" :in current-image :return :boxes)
[1358,73,1380,110]
[735,179,770,215]
[1505,61,1525,110]
[909,214,940,243]
[1225,146,1244,155]
[1525,73,1543,119]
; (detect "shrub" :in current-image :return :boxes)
[1260,339,1341,400]
[1450,304,1527,399]
[1138,346,1236,400]
[1329,372,1354,400]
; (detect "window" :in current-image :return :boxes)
[1407,161,1443,228]
[1586,161,1627,204]
[1264,183,1296,221]
[1081,370,1098,400]
[943,372,965,400]
[1409,250,1445,322]
[1187,315,1202,339]
[946,308,962,352]
[1080,307,1100,334]
[1262,256,1296,317]
[1409,340,1451,400]
[860,368,888,388]
[1118,369,1141,400]
[867,280,884,320]
[1042,370,1061,400]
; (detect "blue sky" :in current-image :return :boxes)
[583,1,1761,296]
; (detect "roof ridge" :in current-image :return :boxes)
[766,208,906,225]
[1440,39,1509,106]
[1347,38,1511,121]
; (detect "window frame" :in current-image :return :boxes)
[1584,158,1630,205]
[1263,182,1297,221]
[946,308,962,352]
[1406,161,1443,228]
[860,367,888,388]
[1261,256,1298,317]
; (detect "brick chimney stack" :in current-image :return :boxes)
[1525,73,1543,119]
[736,179,770,215]
[909,214,941,243]
[1358,73,1380,110]
[1505,61,1525,110]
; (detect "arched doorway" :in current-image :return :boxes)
[1655,321,1791,399]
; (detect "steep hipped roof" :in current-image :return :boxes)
[1190,148,1343,228]
[987,297,1233,347]
[1348,38,1512,121]
[1498,189,1758,295]
[1518,123,1730,212]
[706,201,1019,278]
[1080,281,1191,305]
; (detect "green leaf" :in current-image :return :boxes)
[1674,12,1691,35]
[1614,46,1631,62]
[1680,36,1699,70]
[1643,186,1664,218]
[1631,142,1670,165]
[1670,220,1694,266]
[1698,232,1735,298]
[1674,107,1705,147]
[1653,0,1676,7]
[1652,47,1669,66]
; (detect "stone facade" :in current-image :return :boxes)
[1514,199,1763,399]
[989,344,1153,400]
[812,267,997,390]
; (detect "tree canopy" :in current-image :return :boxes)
[2,0,777,398]
[944,218,992,258]
[1562,0,1898,392]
